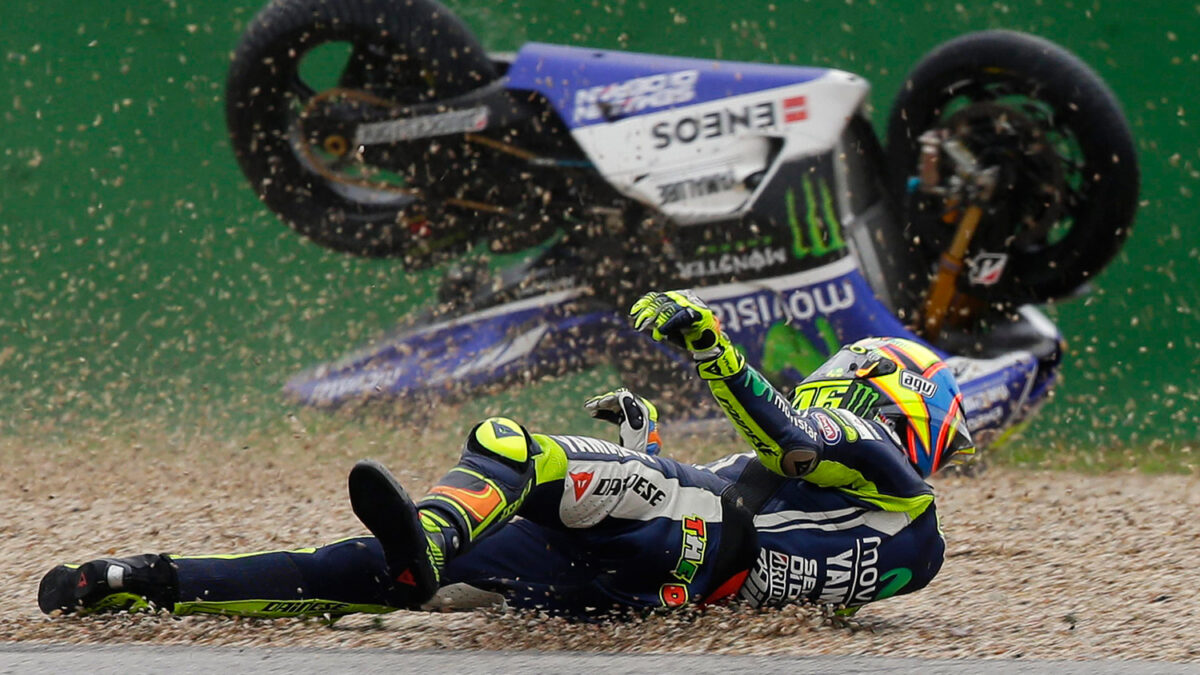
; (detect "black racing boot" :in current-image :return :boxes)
[348,460,441,608]
[38,553,178,615]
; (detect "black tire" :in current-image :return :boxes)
[885,30,1139,305]
[226,0,496,262]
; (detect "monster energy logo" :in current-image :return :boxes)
[785,176,845,259]
[843,382,881,415]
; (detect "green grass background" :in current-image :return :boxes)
[1,0,1196,470]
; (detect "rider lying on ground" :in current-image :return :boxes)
[39,290,973,619]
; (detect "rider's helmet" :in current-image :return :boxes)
[790,337,974,477]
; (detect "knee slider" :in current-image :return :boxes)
[465,417,534,467]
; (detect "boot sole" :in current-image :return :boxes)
[348,460,438,607]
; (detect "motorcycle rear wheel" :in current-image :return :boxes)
[885,30,1139,306]
[226,0,497,264]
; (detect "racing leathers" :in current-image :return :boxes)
[145,353,941,619]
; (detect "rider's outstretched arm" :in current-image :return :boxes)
[630,291,823,477]
[630,290,933,520]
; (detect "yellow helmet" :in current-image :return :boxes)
[791,337,974,477]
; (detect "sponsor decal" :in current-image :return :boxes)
[707,281,856,332]
[966,404,1007,432]
[813,411,842,443]
[963,384,1011,413]
[659,583,689,607]
[782,95,808,123]
[694,235,774,257]
[831,408,880,442]
[355,106,488,146]
[261,600,349,614]
[739,548,818,606]
[824,409,860,443]
[657,170,738,204]
[785,176,846,259]
[899,371,938,397]
[967,251,1009,286]
[794,419,819,440]
[742,369,813,431]
[651,100,777,148]
[574,69,699,123]
[818,536,881,606]
[676,247,788,280]
[673,516,708,583]
[569,471,594,501]
[875,567,913,601]
[592,475,667,506]
[844,382,882,416]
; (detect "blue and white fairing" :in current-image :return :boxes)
[505,44,869,224]
[285,254,1057,446]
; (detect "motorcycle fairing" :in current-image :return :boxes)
[504,44,870,224]
[285,288,618,406]
[504,43,831,129]
[284,254,1052,442]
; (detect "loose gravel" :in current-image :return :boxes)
[3,428,1197,662]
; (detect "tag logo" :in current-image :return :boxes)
[569,471,594,501]
[814,412,842,443]
[782,95,807,123]
[490,419,522,438]
[899,371,938,397]
[967,252,1008,286]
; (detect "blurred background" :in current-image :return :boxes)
[1,0,1196,464]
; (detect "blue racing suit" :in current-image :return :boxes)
[168,362,942,619]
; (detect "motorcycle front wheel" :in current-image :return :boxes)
[886,30,1139,306]
[226,0,497,264]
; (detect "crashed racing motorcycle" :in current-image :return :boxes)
[225,0,1139,449]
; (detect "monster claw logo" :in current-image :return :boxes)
[673,516,708,583]
[785,176,846,260]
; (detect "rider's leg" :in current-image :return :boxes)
[39,537,400,618]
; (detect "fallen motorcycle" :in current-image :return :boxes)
[225,0,1139,449]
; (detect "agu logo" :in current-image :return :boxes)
[899,371,938,397]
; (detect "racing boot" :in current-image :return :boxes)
[350,417,547,608]
[349,460,443,609]
[38,553,179,615]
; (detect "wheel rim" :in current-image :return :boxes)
[911,76,1092,261]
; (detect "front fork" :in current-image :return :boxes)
[913,130,999,342]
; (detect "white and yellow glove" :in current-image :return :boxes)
[584,388,661,455]
[628,290,744,379]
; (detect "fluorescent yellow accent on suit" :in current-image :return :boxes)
[707,379,787,474]
[474,417,529,463]
[173,599,397,618]
[803,461,933,519]
[531,434,569,484]
[696,343,745,380]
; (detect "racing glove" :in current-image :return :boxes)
[629,290,745,380]
[584,388,662,455]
